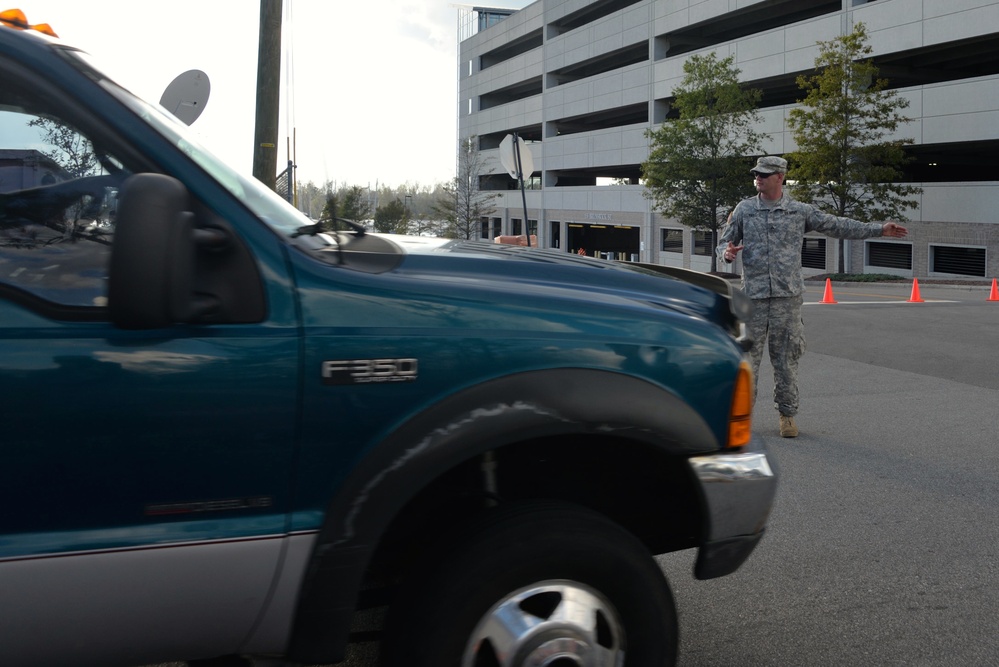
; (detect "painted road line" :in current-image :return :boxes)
[805,300,960,305]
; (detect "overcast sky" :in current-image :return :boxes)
[15,1,530,189]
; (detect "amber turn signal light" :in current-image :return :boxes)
[727,360,753,448]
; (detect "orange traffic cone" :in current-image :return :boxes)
[989,278,999,302]
[907,278,925,303]
[820,278,837,304]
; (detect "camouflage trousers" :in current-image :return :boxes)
[748,295,805,417]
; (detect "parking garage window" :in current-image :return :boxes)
[930,244,986,277]
[510,218,537,236]
[661,228,683,253]
[802,237,826,269]
[692,230,712,256]
[866,241,912,271]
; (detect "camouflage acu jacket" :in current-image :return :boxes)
[718,194,885,299]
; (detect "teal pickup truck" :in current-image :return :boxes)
[0,11,776,667]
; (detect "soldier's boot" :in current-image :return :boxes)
[779,414,798,438]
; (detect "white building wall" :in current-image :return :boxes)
[459,0,999,277]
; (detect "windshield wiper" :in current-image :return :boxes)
[292,216,367,238]
[291,223,323,238]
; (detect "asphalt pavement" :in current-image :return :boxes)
[659,279,999,666]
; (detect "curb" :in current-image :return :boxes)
[804,280,992,292]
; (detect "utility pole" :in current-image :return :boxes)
[253,0,282,188]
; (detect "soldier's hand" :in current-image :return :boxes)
[724,242,744,262]
[882,222,908,238]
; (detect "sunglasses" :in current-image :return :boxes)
[752,171,781,179]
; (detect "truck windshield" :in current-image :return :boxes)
[64,49,313,238]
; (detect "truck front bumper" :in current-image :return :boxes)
[688,434,777,579]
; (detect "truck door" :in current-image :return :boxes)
[0,68,298,663]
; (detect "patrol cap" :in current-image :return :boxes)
[751,156,787,174]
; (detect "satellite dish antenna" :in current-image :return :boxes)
[159,70,211,125]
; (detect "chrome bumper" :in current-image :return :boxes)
[688,434,777,579]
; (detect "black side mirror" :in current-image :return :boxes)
[108,173,219,329]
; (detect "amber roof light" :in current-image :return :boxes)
[0,9,59,37]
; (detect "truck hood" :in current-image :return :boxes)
[299,232,751,348]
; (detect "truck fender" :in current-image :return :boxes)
[286,367,716,663]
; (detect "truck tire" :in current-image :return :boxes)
[379,501,678,667]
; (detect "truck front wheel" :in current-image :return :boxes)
[379,501,678,667]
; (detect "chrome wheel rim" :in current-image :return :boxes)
[462,580,625,667]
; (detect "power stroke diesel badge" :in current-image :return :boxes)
[322,358,418,385]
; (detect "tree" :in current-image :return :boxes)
[374,198,408,233]
[318,192,339,232]
[340,185,372,225]
[432,136,498,240]
[296,180,332,220]
[786,22,921,273]
[27,117,101,179]
[21,117,115,244]
[315,185,372,232]
[642,52,769,272]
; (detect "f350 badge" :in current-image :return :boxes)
[322,358,418,385]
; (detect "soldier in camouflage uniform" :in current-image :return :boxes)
[718,156,908,438]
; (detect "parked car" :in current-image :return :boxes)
[0,11,776,667]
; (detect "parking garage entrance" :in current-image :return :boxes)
[565,222,640,261]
